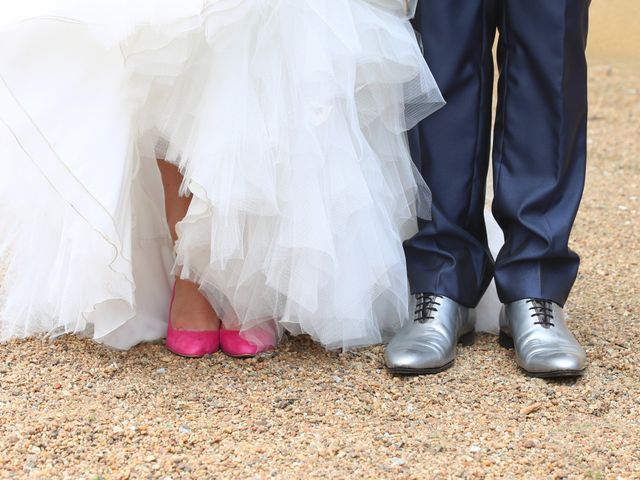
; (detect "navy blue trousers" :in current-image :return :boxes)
[406,0,590,307]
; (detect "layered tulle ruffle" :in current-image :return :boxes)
[0,0,444,350]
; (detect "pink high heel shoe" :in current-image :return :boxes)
[165,285,220,358]
[220,324,278,358]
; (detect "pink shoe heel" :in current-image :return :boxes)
[165,286,220,358]
[220,325,278,358]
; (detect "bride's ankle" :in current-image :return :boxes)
[170,279,221,331]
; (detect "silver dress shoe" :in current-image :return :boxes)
[499,299,587,378]
[385,294,475,375]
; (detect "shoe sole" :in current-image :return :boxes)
[387,360,455,376]
[525,369,585,378]
[387,330,476,376]
[498,331,586,378]
[165,348,219,358]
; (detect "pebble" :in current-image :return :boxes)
[520,403,543,416]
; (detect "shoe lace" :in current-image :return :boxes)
[414,293,443,323]
[527,298,555,328]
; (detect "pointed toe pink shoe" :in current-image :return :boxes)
[165,286,220,358]
[220,325,278,358]
[166,323,220,358]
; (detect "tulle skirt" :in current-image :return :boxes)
[0,0,447,350]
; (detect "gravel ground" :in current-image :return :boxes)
[1,63,639,480]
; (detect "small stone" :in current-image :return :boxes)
[520,402,543,415]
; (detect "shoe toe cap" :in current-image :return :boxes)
[522,348,587,374]
[385,346,450,370]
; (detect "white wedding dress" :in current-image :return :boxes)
[0,0,463,351]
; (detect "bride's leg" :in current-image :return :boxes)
[157,159,221,331]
